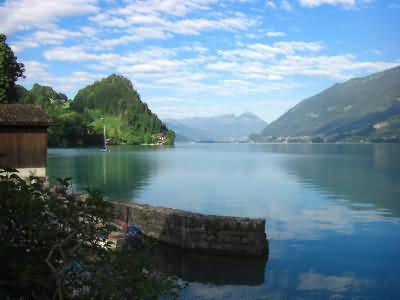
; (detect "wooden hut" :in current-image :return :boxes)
[0,104,52,178]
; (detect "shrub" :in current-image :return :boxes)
[0,168,178,299]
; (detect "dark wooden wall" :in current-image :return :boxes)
[0,127,48,168]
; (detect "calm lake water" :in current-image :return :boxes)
[48,143,400,300]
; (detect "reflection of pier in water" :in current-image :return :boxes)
[153,243,268,286]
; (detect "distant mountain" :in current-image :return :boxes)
[254,66,400,143]
[165,113,267,142]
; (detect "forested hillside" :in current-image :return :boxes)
[253,66,400,143]
[17,75,174,146]
[71,74,174,145]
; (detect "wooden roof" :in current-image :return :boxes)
[0,104,52,126]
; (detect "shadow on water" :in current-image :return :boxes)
[151,243,269,286]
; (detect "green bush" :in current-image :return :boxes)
[0,168,178,299]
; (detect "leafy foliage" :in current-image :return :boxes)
[0,34,25,103]
[19,83,68,106]
[0,168,178,299]
[16,84,103,146]
[16,75,175,146]
[71,74,171,145]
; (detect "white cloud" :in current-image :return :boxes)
[126,14,167,26]
[266,1,277,8]
[217,41,323,61]
[193,45,208,54]
[114,0,217,17]
[280,0,294,11]
[144,96,185,104]
[117,60,185,74]
[207,40,398,85]
[91,14,256,49]
[10,27,94,53]
[44,46,100,61]
[80,26,97,36]
[20,60,50,80]
[20,65,105,96]
[206,61,242,71]
[155,72,208,85]
[265,54,398,79]
[33,29,83,44]
[44,45,179,66]
[38,72,105,96]
[0,0,99,35]
[97,28,169,49]
[298,0,356,7]
[86,1,256,49]
[11,40,40,53]
[18,60,105,96]
[218,48,274,60]
[170,17,257,35]
[273,41,324,53]
[267,31,287,37]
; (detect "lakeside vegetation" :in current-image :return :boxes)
[0,168,178,299]
[16,75,175,147]
[1,34,179,299]
[0,33,174,147]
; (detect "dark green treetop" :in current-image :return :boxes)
[0,34,25,103]
[20,83,68,106]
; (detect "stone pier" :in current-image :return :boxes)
[110,200,268,257]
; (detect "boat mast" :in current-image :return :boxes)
[100,116,106,149]
[104,123,106,148]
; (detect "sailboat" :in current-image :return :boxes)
[100,123,108,152]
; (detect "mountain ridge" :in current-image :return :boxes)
[166,112,267,142]
[253,66,400,143]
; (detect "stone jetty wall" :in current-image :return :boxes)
[110,200,268,257]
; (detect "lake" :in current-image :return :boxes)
[48,143,400,300]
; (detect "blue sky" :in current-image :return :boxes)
[1,0,399,122]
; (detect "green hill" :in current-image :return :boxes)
[16,83,93,146]
[253,66,400,143]
[19,83,68,106]
[71,74,174,145]
[16,75,174,146]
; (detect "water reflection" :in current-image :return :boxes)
[270,144,400,218]
[153,243,268,286]
[179,270,377,300]
[297,271,374,293]
[47,146,160,201]
[46,144,400,300]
